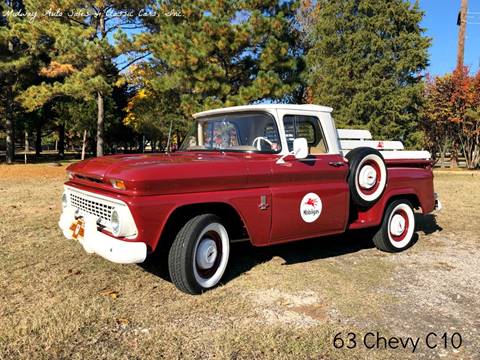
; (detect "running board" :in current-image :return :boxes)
[230,238,250,244]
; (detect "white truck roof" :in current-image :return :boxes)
[193,104,333,118]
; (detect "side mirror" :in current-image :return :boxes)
[293,138,308,159]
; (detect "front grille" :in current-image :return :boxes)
[69,193,114,222]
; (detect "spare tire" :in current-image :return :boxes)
[346,147,387,207]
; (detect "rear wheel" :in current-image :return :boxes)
[372,200,416,252]
[168,214,230,294]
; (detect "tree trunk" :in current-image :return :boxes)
[138,134,144,153]
[58,123,65,159]
[25,129,29,152]
[5,85,15,164]
[5,116,14,164]
[96,91,104,157]
[463,140,478,170]
[35,120,42,157]
[473,145,480,169]
[81,130,88,160]
[450,155,458,169]
[24,129,29,164]
[450,141,459,168]
[439,139,449,168]
[439,146,445,168]
[95,10,107,158]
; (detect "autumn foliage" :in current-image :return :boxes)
[423,67,480,169]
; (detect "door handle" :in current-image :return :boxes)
[328,161,345,167]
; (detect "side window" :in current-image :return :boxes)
[283,115,328,154]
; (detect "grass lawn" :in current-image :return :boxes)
[0,164,479,359]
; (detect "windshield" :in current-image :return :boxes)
[180,112,282,153]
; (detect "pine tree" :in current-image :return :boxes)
[134,0,303,121]
[122,63,190,150]
[0,0,44,164]
[305,0,430,145]
[17,0,150,156]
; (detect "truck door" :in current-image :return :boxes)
[270,112,350,243]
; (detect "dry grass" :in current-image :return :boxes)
[0,165,479,359]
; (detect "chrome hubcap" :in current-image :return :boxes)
[359,165,377,189]
[390,214,406,236]
[196,238,218,270]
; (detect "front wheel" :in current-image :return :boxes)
[168,214,230,294]
[372,200,416,252]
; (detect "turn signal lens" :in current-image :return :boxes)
[111,179,126,190]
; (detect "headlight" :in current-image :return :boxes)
[111,209,120,236]
[110,207,137,238]
[62,193,68,209]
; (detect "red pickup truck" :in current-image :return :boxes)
[59,104,441,294]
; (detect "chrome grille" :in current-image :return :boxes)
[69,193,114,222]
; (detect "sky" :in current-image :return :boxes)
[419,0,480,76]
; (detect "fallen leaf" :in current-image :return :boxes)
[116,318,129,326]
[99,289,119,300]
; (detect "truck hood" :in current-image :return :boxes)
[67,152,253,195]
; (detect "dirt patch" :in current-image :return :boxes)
[253,289,320,308]
[249,289,325,327]
[292,304,329,322]
[0,163,68,180]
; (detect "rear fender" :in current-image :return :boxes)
[348,187,431,230]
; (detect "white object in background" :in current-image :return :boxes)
[337,129,372,140]
[380,151,431,160]
[340,140,404,151]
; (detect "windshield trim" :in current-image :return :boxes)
[181,110,282,154]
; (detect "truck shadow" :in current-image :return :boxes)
[224,213,442,283]
[415,213,443,235]
[140,213,441,287]
[224,231,375,283]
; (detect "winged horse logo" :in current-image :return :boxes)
[305,197,318,208]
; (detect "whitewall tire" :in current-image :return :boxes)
[373,200,416,252]
[346,147,388,207]
[168,214,230,294]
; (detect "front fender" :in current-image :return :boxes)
[129,188,272,251]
